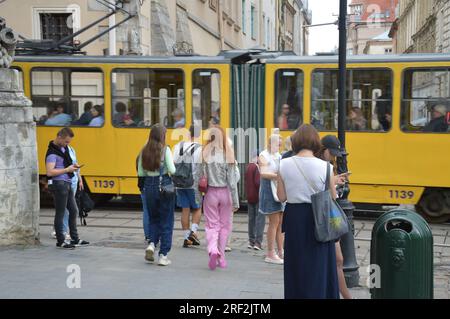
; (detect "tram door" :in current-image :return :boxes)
[231,63,265,203]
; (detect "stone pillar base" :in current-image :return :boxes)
[0,68,40,246]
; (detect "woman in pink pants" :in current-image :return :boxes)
[200,126,239,270]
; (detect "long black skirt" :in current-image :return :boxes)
[282,203,339,299]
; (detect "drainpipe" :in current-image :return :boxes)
[108,0,116,55]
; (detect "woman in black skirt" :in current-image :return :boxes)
[277,124,339,299]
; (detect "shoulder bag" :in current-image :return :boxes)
[198,158,208,194]
[292,158,349,243]
[159,146,176,197]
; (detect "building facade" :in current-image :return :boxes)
[293,0,311,56]
[347,0,398,55]
[0,0,151,56]
[392,0,450,54]
[0,0,310,56]
[276,0,310,55]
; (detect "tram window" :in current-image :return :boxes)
[402,69,450,133]
[112,69,184,128]
[192,70,221,129]
[311,69,392,132]
[274,69,303,130]
[31,68,104,127]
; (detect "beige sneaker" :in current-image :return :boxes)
[145,242,155,262]
[158,254,172,266]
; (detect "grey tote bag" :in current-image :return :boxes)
[293,159,349,243]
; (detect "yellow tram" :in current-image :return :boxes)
[12,52,450,222]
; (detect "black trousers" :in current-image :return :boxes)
[49,180,79,244]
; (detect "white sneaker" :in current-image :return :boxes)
[264,255,284,265]
[145,242,155,262]
[158,254,171,266]
[225,246,232,252]
[64,233,71,242]
[51,231,56,239]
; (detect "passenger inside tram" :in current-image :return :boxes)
[113,102,127,126]
[375,93,392,131]
[124,104,141,127]
[73,101,93,126]
[423,102,449,133]
[277,104,290,130]
[44,102,72,126]
[287,86,303,118]
[88,105,104,127]
[172,108,185,128]
[347,107,368,131]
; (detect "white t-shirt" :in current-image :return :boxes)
[279,156,333,204]
[259,150,281,174]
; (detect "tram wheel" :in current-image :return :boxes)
[416,189,450,224]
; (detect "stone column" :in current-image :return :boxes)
[0,68,40,246]
[151,0,176,55]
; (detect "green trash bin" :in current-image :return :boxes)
[370,209,433,299]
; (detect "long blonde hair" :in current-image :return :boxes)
[202,126,235,164]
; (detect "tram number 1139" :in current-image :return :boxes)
[93,180,115,189]
[389,190,415,199]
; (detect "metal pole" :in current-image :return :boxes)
[337,0,360,289]
[337,0,347,148]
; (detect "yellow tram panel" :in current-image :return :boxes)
[13,58,231,198]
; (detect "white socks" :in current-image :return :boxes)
[191,223,199,233]
[184,230,191,240]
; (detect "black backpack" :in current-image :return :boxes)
[172,142,199,188]
[76,189,95,226]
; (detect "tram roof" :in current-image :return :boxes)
[265,53,450,64]
[13,52,450,65]
[14,55,231,64]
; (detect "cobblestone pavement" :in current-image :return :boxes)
[0,208,448,299]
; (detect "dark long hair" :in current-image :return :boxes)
[141,124,166,171]
[316,145,337,175]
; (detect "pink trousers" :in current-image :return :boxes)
[203,187,233,259]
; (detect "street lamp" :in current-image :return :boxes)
[337,0,360,288]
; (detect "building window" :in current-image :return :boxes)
[262,14,266,46]
[39,13,72,41]
[32,6,80,41]
[350,4,363,22]
[384,48,392,54]
[352,4,363,16]
[242,0,246,33]
[251,5,256,39]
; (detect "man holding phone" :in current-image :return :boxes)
[46,127,89,249]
